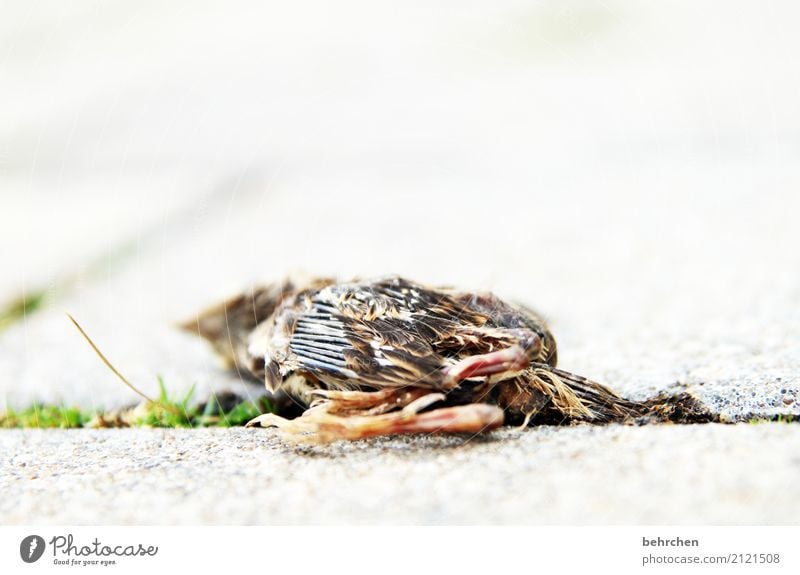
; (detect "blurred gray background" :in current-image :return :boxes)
[2,0,799,417]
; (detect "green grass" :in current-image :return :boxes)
[0,376,273,429]
[0,404,93,429]
[1,306,275,428]
[203,395,270,427]
[0,289,48,332]
[747,414,798,425]
[133,377,273,428]
[134,377,198,428]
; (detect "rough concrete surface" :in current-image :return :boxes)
[2,1,800,525]
[2,424,798,525]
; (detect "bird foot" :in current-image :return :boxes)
[246,401,504,443]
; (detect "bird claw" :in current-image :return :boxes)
[245,413,283,428]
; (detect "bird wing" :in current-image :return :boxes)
[273,277,491,391]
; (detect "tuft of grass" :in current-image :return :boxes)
[747,414,798,425]
[774,414,798,424]
[133,377,274,428]
[0,316,275,429]
[134,377,198,428]
[0,404,93,429]
[0,290,48,332]
[199,396,274,427]
[1,377,273,429]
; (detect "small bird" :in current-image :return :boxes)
[182,276,643,441]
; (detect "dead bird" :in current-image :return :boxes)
[181,276,644,441]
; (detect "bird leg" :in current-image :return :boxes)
[307,387,433,415]
[443,345,534,389]
[440,326,542,389]
[246,392,504,442]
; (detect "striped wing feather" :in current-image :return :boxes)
[276,278,491,391]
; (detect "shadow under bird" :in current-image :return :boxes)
[182,276,652,441]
